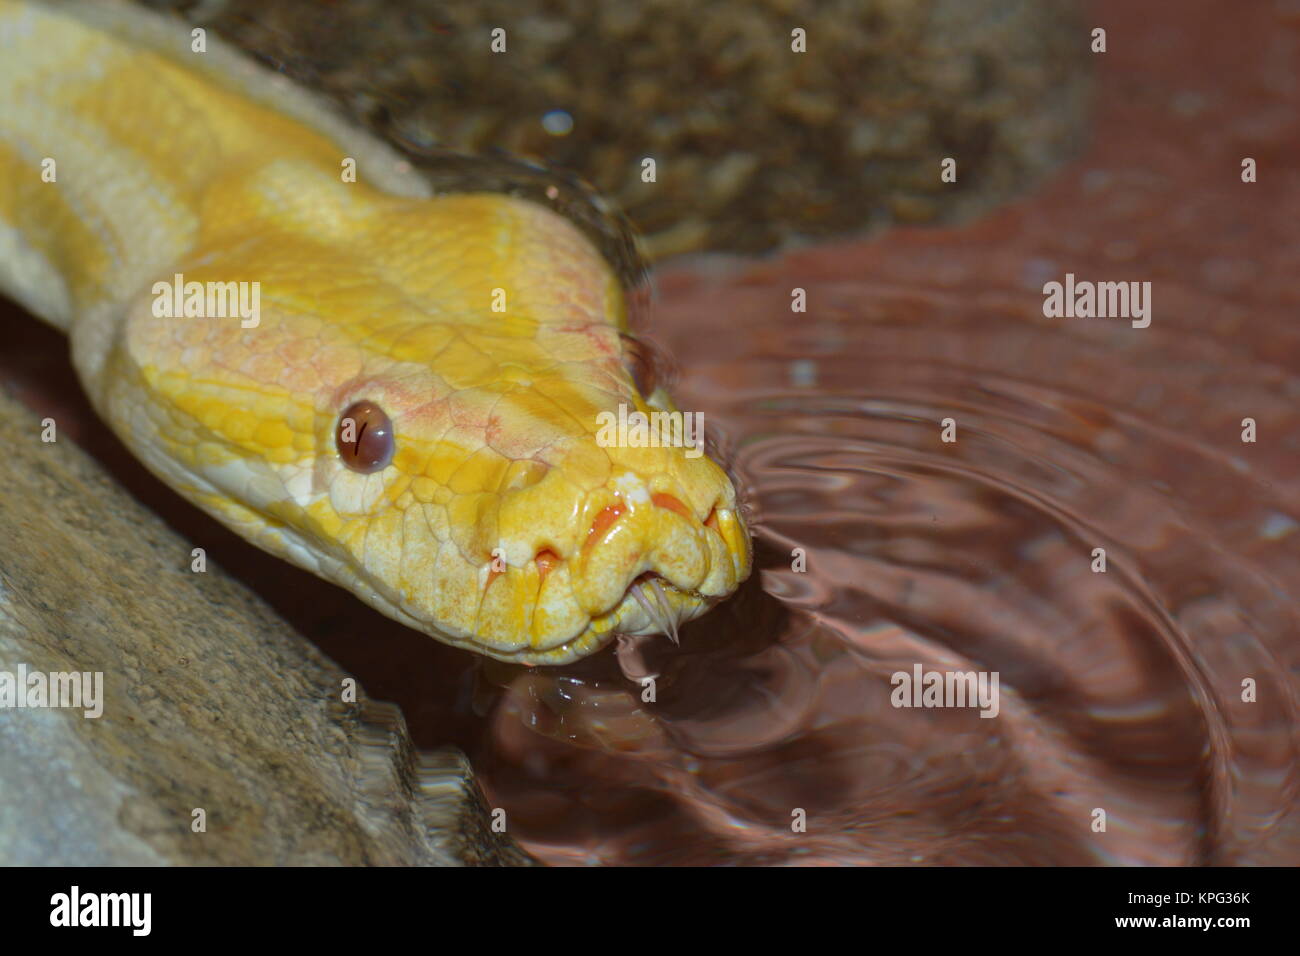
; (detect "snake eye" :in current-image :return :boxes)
[336,400,394,473]
[619,332,660,396]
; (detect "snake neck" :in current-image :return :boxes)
[0,0,426,338]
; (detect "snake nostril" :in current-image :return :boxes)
[704,505,720,531]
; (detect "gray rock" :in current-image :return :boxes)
[0,386,531,866]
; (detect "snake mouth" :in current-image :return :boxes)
[363,465,751,666]
[453,488,749,664]
[623,572,697,644]
[553,490,749,656]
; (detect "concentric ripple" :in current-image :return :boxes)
[464,235,1300,864]
[463,0,1300,859]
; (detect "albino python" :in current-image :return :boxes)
[0,0,750,664]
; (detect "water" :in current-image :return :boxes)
[466,276,1299,865]
[1,0,1295,866]
[456,0,1300,864]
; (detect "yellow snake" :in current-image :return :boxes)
[0,0,750,664]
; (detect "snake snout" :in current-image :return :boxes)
[560,477,747,637]
[462,457,750,661]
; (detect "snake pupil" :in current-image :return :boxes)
[336,400,394,473]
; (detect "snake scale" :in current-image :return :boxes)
[0,0,751,664]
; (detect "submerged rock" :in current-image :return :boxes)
[0,388,530,866]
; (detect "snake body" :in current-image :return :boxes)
[0,0,750,664]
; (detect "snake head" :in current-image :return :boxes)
[108,186,750,664]
[312,197,753,664]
